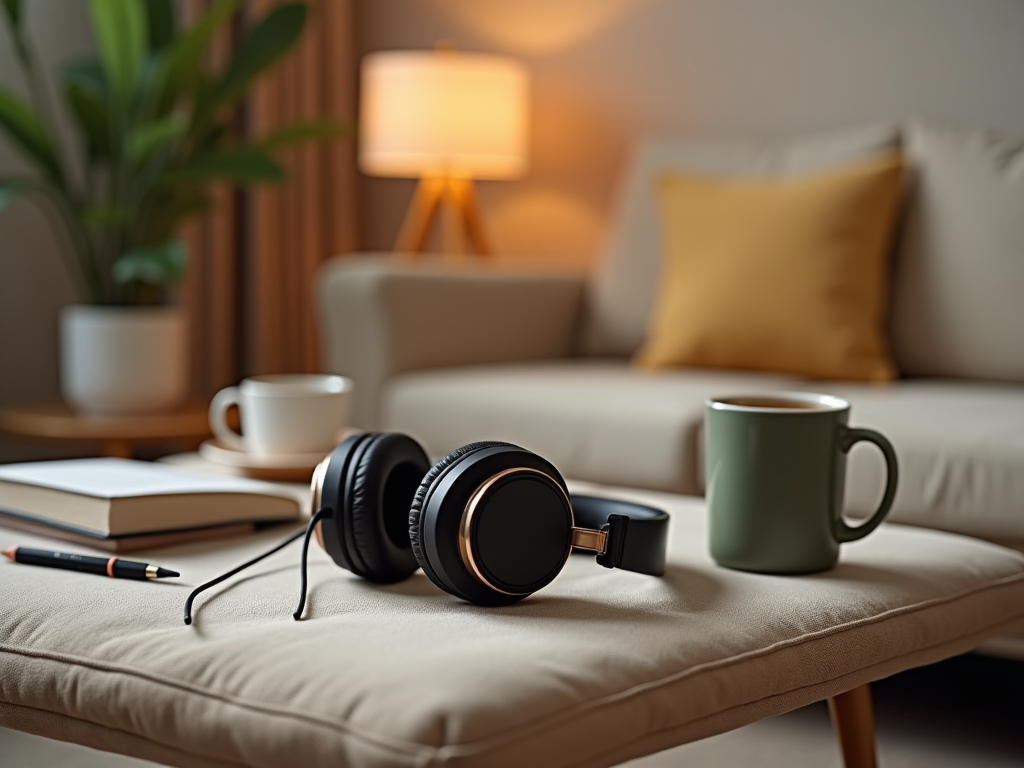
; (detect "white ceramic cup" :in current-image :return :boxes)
[209,374,353,457]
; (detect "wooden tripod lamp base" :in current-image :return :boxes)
[394,176,492,257]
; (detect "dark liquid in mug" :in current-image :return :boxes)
[717,397,829,410]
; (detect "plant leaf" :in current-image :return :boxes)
[188,114,227,155]
[128,114,185,164]
[89,0,147,104]
[167,194,212,220]
[1,0,21,29]
[113,240,187,285]
[61,59,109,94]
[0,178,32,213]
[158,0,240,108]
[143,0,175,53]
[0,87,62,180]
[139,189,211,242]
[161,149,285,184]
[65,82,113,161]
[257,119,352,151]
[82,204,132,227]
[61,61,113,161]
[211,3,306,108]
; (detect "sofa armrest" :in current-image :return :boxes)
[316,253,586,428]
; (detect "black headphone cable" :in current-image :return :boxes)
[183,507,334,626]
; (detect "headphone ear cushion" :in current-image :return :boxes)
[408,441,511,594]
[316,436,364,573]
[346,433,431,583]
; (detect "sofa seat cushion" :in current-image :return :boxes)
[383,363,1024,544]
[383,361,801,495]
[3,494,1024,768]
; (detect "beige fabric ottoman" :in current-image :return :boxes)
[2,485,1023,768]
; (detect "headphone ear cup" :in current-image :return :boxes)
[410,440,572,606]
[409,441,511,596]
[348,433,430,582]
[318,433,430,583]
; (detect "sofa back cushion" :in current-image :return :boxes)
[890,122,1024,382]
[580,124,901,357]
[634,152,904,381]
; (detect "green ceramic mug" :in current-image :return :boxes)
[705,392,898,574]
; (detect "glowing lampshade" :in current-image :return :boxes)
[360,50,529,180]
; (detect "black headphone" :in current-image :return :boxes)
[184,433,669,623]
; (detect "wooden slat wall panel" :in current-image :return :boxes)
[183,0,241,398]
[206,14,239,393]
[184,0,357,392]
[298,20,324,372]
[181,217,207,400]
[323,0,359,290]
[248,0,287,376]
[207,183,238,391]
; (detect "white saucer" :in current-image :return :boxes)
[198,428,364,480]
[199,439,330,469]
[198,439,335,482]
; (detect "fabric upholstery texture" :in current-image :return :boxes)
[384,362,800,495]
[383,362,1024,544]
[635,152,903,381]
[581,124,900,357]
[820,379,1024,544]
[316,255,585,428]
[891,122,1024,382]
[3,490,1023,768]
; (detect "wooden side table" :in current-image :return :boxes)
[0,403,212,459]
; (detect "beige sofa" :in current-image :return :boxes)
[318,122,1024,550]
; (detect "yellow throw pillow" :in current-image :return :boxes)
[634,151,904,382]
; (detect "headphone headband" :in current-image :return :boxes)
[570,494,669,577]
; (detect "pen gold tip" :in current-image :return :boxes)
[2,546,15,561]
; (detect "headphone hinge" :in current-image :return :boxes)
[570,527,607,554]
[595,514,629,570]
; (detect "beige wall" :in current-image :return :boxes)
[355,0,1024,266]
[0,1,93,462]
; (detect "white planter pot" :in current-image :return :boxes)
[60,305,189,415]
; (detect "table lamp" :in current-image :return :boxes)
[360,48,529,257]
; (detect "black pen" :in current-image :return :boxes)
[2,546,179,580]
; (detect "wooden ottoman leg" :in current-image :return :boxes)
[828,683,878,768]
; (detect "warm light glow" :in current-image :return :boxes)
[490,189,601,266]
[360,50,529,180]
[443,0,632,55]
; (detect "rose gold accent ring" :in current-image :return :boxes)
[459,467,574,595]
[106,557,117,578]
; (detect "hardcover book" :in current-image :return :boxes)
[0,458,302,550]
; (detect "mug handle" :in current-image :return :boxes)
[833,426,899,543]
[209,387,245,452]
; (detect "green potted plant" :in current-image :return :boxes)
[0,0,345,414]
